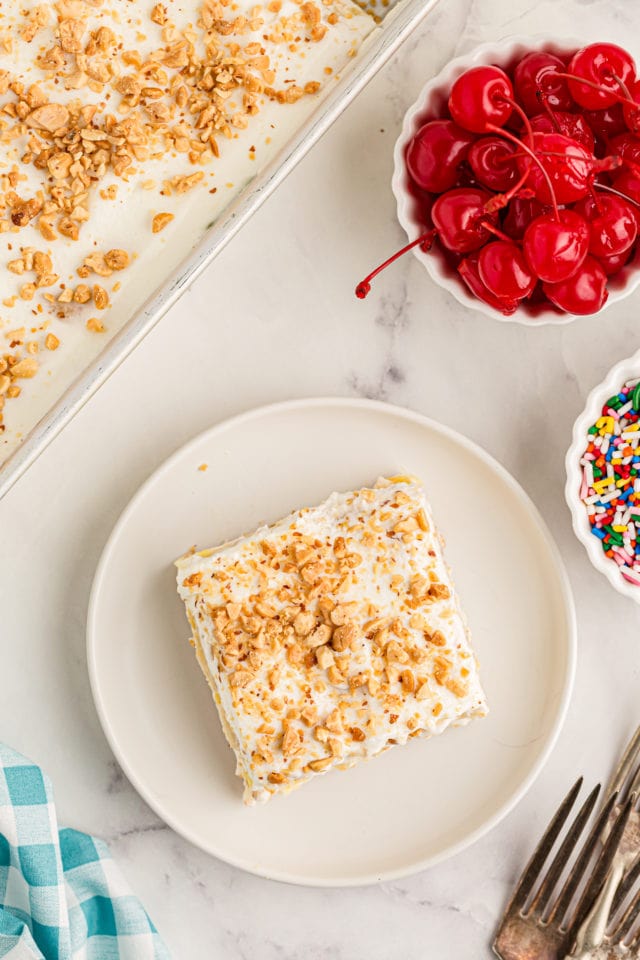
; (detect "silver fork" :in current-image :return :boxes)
[564,725,640,958]
[603,724,640,868]
[568,849,640,957]
[493,779,634,960]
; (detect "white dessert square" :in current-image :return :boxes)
[176,476,488,803]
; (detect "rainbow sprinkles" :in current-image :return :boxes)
[579,378,640,587]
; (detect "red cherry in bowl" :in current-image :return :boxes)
[513,52,573,115]
[478,240,537,302]
[567,43,636,110]
[431,187,497,253]
[406,120,475,194]
[622,79,640,134]
[573,193,637,257]
[523,209,590,282]
[502,196,546,241]
[518,132,593,204]
[608,132,640,167]
[583,104,627,141]
[448,66,514,134]
[598,248,633,276]
[529,112,595,152]
[542,255,609,314]
[467,136,519,191]
[611,170,640,227]
[457,254,518,314]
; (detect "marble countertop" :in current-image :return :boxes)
[3,0,640,955]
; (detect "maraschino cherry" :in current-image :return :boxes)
[529,112,595,152]
[502,196,546,240]
[406,120,475,193]
[513,52,573,115]
[574,193,637,257]
[543,256,609,313]
[523,209,591,283]
[448,66,514,133]
[517,132,595,203]
[458,254,518,314]
[566,43,636,110]
[478,240,537,301]
[468,137,520,190]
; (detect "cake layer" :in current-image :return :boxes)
[176,476,488,803]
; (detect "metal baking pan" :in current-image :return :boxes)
[0,0,439,500]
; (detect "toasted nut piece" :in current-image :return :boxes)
[230,669,253,688]
[314,726,330,743]
[385,639,409,664]
[307,757,332,772]
[330,602,358,626]
[268,772,285,784]
[255,599,277,618]
[306,623,332,648]
[281,722,301,758]
[293,610,315,636]
[73,284,91,304]
[315,644,334,670]
[86,317,105,333]
[349,727,365,742]
[26,102,69,132]
[11,357,38,378]
[331,623,356,651]
[400,669,415,693]
[300,561,322,584]
[429,630,446,647]
[104,249,130,271]
[0,375,10,395]
[445,678,468,698]
[152,211,174,233]
[429,583,451,600]
[416,509,429,531]
[45,333,60,351]
[410,575,429,600]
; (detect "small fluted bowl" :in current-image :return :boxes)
[566,348,640,602]
[391,36,640,325]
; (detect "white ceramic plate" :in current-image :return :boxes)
[88,398,576,886]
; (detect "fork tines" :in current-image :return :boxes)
[495,778,634,955]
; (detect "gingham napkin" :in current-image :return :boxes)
[0,743,169,960]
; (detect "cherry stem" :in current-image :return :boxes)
[537,89,562,132]
[527,149,622,174]
[500,95,535,142]
[487,121,560,220]
[355,230,436,299]
[484,165,532,213]
[587,178,602,213]
[555,70,638,110]
[595,181,640,210]
[481,220,515,243]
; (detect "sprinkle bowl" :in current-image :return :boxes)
[566,348,640,603]
[391,36,640,325]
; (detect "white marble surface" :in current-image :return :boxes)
[3,0,640,956]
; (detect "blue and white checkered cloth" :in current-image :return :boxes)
[0,744,169,960]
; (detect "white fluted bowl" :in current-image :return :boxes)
[391,36,640,325]
[566,348,640,602]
